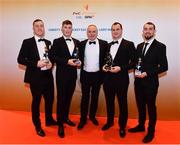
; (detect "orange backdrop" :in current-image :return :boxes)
[0,0,180,120]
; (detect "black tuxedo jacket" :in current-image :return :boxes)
[50,36,80,82]
[104,39,136,85]
[79,39,108,72]
[17,37,52,84]
[135,39,168,86]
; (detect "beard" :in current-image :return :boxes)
[144,33,154,40]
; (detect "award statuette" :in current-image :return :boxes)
[43,45,50,64]
[72,47,80,64]
[135,57,142,76]
[104,52,113,71]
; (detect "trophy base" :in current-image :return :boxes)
[105,65,112,71]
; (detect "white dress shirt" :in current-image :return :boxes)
[63,36,75,56]
[143,37,155,55]
[83,39,100,72]
[110,38,122,60]
[34,35,48,70]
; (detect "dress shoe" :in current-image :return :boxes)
[89,117,99,126]
[58,126,65,138]
[128,125,145,133]
[142,132,154,143]
[46,119,57,126]
[101,123,114,131]
[119,129,126,138]
[64,119,76,127]
[35,128,45,137]
[77,121,86,130]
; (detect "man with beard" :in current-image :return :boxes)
[128,22,168,143]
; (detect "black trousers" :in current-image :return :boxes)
[80,70,102,122]
[56,74,76,126]
[103,75,129,129]
[134,78,158,133]
[30,71,54,129]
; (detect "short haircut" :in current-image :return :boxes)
[62,20,72,26]
[87,24,97,29]
[145,22,156,30]
[111,22,123,30]
[33,19,43,26]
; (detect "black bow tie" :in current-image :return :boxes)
[38,38,45,42]
[65,38,71,41]
[89,41,96,45]
[112,41,118,45]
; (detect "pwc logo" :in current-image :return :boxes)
[72,4,96,19]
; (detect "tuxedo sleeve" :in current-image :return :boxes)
[146,44,168,76]
[120,42,136,71]
[157,45,168,73]
[17,40,38,68]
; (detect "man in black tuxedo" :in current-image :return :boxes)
[50,20,81,138]
[17,19,57,137]
[101,22,136,138]
[128,22,168,143]
[77,25,108,130]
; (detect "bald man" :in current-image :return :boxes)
[77,25,108,130]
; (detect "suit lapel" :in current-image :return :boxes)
[61,37,71,57]
[32,37,40,59]
[98,39,103,63]
[72,38,79,56]
[113,38,124,62]
[144,39,156,57]
[82,40,88,59]
[138,43,144,58]
[44,40,50,50]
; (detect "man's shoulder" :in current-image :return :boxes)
[80,39,88,44]
[153,39,166,48]
[72,37,80,43]
[98,38,108,44]
[53,36,63,41]
[137,42,144,47]
[44,38,51,44]
[122,38,134,45]
[23,37,34,42]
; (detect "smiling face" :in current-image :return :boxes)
[33,20,45,37]
[111,23,122,40]
[61,24,72,38]
[143,23,156,41]
[87,25,98,41]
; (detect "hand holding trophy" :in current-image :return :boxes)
[135,57,142,76]
[72,47,81,65]
[43,46,50,64]
[104,52,113,71]
[42,45,53,70]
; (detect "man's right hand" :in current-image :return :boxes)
[68,59,77,67]
[37,60,47,68]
